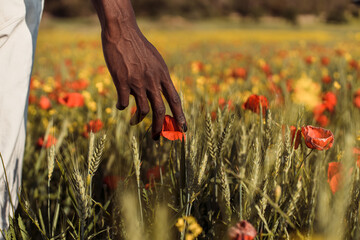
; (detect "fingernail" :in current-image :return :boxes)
[153,134,160,141]
[182,124,188,132]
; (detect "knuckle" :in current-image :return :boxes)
[154,106,166,117]
[171,94,181,105]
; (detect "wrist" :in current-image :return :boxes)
[92,0,138,33]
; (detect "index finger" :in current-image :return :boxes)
[161,79,187,132]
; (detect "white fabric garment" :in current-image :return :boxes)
[0,0,43,232]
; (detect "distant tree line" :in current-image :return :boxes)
[44,0,360,23]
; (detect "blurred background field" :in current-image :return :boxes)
[8,2,360,240]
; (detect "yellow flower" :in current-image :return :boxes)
[31,78,41,89]
[43,84,53,93]
[333,81,341,90]
[96,82,104,93]
[291,75,321,110]
[175,218,185,232]
[105,108,112,114]
[49,109,56,116]
[87,101,97,112]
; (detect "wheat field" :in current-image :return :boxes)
[3,19,360,240]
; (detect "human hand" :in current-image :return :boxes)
[100,19,186,140]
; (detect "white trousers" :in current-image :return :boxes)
[0,0,43,231]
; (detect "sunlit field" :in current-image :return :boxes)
[5,18,360,239]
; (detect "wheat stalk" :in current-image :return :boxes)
[131,136,144,227]
[287,179,302,217]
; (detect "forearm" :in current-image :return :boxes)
[91,0,139,35]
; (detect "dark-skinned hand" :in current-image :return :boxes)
[92,0,187,140]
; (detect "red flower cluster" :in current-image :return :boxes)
[37,135,57,148]
[313,92,337,127]
[64,79,89,91]
[228,221,257,240]
[242,95,268,115]
[58,92,84,108]
[160,115,185,141]
[83,119,103,138]
[354,89,360,109]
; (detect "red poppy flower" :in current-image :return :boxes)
[354,90,360,109]
[261,64,271,77]
[218,98,226,109]
[232,67,247,79]
[58,92,84,107]
[28,94,37,104]
[29,77,36,90]
[301,126,334,150]
[349,59,358,69]
[210,83,220,93]
[145,180,156,190]
[97,65,107,74]
[146,165,164,182]
[242,95,268,115]
[286,79,293,92]
[321,57,330,66]
[37,135,57,148]
[322,92,337,112]
[211,111,217,121]
[305,56,315,65]
[290,126,302,149]
[65,79,89,91]
[354,147,360,160]
[83,119,103,138]
[228,220,257,240]
[315,114,329,127]
[322,75,332,84]
[64,58,72,67]
[191,61,205,73]
[335,49,344,56]
[160,115,185,141]
[327,162,342,194]
[218,98,234,111]
[313,104,327,117]
[103,175,122,191]
[39,96,52,110]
